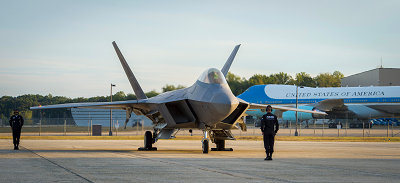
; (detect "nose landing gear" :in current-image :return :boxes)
[138,131,157,151]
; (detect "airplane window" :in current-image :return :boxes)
[197,68,227,84]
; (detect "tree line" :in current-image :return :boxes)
[227,71,343,95]
[0,71,343,119]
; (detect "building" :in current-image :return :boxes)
[341,68,400,87]
[71,108,153,127]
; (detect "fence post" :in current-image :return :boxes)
[88,112,90,136]
[387,118,389,137]
[392,114,394,137]
[345,113,348,137]
[299,114,302,136]
[368,115,370,137]
[322,116,324,137]
[253,117,255,139]
[362,120,365,137]
[313,119,315,137]
[39,113,41,136]
[63,112,66,136]
[88,118,90,136]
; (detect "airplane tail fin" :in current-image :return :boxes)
[112,41,148,100]
[221,44,241,77]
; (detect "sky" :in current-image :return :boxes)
[1,0,399,98]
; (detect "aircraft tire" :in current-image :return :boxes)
[202,139,209,153]
[216,140,225,151]
[144,131,152,149]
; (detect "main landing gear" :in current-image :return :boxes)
[138,131,157,151]
[202,130,233,153]
[202,130,209,153]
[211,140,233,151]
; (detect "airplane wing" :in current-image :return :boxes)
[30,99,148,110]
[247,103,327,115]
[310,99,346,111]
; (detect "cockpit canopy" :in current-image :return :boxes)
[197,68,227,84]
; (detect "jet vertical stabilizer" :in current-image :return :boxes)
[112,41,148,100]
[221,44,241,77]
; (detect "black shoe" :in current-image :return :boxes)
[14,146,17,150]
[16,146,19,150]
[264,156,269,160]
[269,157,273,160]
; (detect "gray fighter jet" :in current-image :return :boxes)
[31,42,326,153]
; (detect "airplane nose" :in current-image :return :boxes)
[211,92,239,116]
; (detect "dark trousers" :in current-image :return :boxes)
[263,134,275,155]
[12,130,21,146]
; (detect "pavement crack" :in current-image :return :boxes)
[21,146,93,183]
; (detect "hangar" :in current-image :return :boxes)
[341,68,400,87]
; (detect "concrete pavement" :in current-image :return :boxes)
[0,139,399,182]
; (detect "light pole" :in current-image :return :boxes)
[295,85,304,136]
[110,83,116,136]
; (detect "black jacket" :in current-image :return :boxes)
[260,112,279,135]
[9,115,24,131]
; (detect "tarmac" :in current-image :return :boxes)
[0,139,399,183]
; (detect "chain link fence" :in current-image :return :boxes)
[0,117,152,136]
[1,117,399,137]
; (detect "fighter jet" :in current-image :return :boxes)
[31,42,326,153]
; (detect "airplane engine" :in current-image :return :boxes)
[282,106,320,121]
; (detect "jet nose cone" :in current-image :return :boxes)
[211,92,239,116]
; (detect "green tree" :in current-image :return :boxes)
[112,91,126,101]
[176,85,186,90]
[21,109,32,119]
[126,93,137,100]
[272,72,293,84]
[314,71,344,87]
[145,90,159,98]
[162,84,186,93]
[226,72,249,96]
[295,72,316,87]
[248,74,268,85]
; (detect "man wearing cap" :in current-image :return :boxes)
[9,109,24,150]
[260,105,279,160]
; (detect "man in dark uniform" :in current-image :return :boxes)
[9,109,24,150]
[261,105,279,160]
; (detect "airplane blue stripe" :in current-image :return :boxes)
[237,85,400,104]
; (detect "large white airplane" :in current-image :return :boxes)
[238,84,400,121]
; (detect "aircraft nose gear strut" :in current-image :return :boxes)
[202,130,209,153]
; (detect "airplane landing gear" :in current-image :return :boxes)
[202,139,209,153]
[211,140,233,151]
[138,131,157,151]
[202,130,209,153]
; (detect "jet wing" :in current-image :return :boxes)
[30,99,148,110]
[310,99,347,111]
[248,103,327,115]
